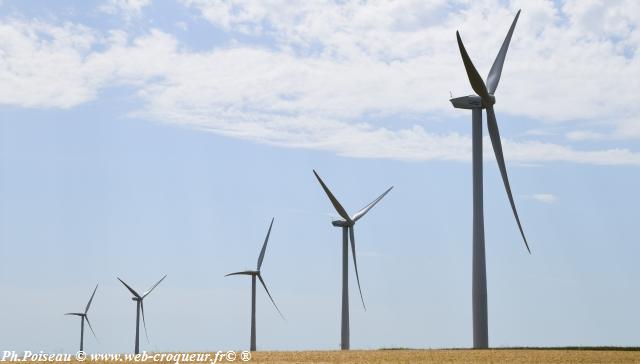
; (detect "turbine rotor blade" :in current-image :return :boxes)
[486,10,521,94]
[456,31,492,105]
[257,274,285,320]
[352,186,393,222]
[117,278,141,299]
[85,283,98,314]
[313,170,352,223]
[225,271,256,277]
[349,226,366,311]
[142,275,166,299]
[65,313,84,316]
[140,301,150,344]
[257,218,274,270]
[486,106,531,253]
[85,315,99,343]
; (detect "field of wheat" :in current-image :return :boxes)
[14,349,640,364]
[246,349,640,363]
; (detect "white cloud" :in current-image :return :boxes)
[181,0,640,132]
[1,1,640,166]
[526,194,558,204]
[566,130,605,141]
[0,20,102,108]
[0,20,172,108]
[100,0,151,19]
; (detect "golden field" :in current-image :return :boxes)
[11,349,640,364]
[248,349,640,363]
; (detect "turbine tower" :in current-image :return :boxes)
[226,218,284,352]
[65,284,98,352]
[117,275,167,354]
[313,170,392,350]
[450,10,531,349]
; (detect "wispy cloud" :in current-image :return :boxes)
[100,0,151,20]
[566,130,606,141]
[1,1,639,165]
[525,193,558,204]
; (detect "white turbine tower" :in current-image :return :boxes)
[450,10,531,349]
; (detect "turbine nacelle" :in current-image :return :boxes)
[450,94,495,110]
[332,219,353,227]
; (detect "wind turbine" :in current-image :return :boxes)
[65,284,98,352]
[313,170,392,350]
[450,10,531,349]
[117,275,167,354]
[226,218,284,352]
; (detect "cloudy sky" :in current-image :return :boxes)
[1,0,639,353]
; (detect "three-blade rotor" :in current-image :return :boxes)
[313,170,393,310]
[226,218,284,319]
[455,10,530,253]
[65,283,99,341]
[117,275,167,344]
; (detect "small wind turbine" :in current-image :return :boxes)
[450,10,531,349]
[117,275,166,354]
[226,218,284,352]
[65,284,98,352]
[313,170,392,350]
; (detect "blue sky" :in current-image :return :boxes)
[1,0,639,353]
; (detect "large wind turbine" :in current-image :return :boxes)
[226,218,284,352]
[117,275,167,354]
[65,284,98,352]
[313,170,392,350]
[450,10,530,349]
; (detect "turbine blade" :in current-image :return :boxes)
[117,277,141,299]
[142,275,166,299]
[140,301,150,344]
[349,226,366,311]
[313,170,352,223]
[456,31,492,105]
[486,10,521,94]
[352,186,393,222]
[84,283,98,314]
[486,106,531,253]
[65,313,84,316]
[225,271,255,277]
[257,218,274,270]
[85,315,99,343]
[257,274,285,320]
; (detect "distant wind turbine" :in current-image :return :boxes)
[313,170,392,350]
[65,284,98,352]
[226,218,284,352]
[117,275,167,354]
[450,10,531,349]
